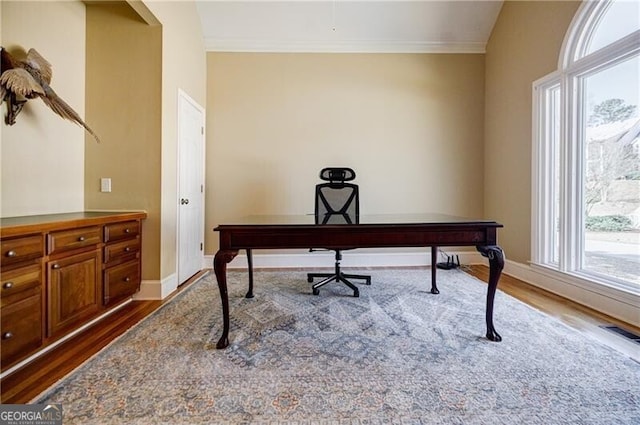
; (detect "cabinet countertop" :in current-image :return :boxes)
[0,211,147,238]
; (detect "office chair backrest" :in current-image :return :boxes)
[320,167,356,185]
[315,167,359,224]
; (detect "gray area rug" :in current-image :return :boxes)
[35,269,640,424]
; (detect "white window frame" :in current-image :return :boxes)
[532,0,640,300]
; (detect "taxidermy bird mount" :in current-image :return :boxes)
[0,46,100,142]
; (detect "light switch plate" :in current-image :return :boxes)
[100,178,111,193]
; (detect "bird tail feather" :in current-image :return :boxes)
[40,86,101,143]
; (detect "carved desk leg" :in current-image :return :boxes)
[476,245,505,342]
[430,246,439,294]
[214,249,238,349]
[246,249,254,299]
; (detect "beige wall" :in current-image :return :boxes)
[0,0,206,284]
[142,0,206,280]
[484,0,580,263]
[84,2,162,280]
[0,0,585,282]
[206,53,486,254]
[1,1,87,217]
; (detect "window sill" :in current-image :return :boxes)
[505,261,640,326]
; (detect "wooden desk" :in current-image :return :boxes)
[213,213,504,349]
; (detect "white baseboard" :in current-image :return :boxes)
[134,273,178,300]
[503,261,640,327]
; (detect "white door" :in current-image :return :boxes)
[177,90,205,285]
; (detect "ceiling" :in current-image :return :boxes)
[195,1,505,53]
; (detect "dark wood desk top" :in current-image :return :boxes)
[215,213,502,228]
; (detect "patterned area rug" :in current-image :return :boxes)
[35,269,640,424]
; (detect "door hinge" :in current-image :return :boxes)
[201,127,204,135]
[200,243,203,251]
[201,184,203,193]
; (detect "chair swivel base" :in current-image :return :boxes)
[308,272,371,297]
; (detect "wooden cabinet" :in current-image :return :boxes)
[0,211,146,372]
[104,220,141,243]
[1,234,44,267]
[103,220,141,307]
[104,260,140,307]
[1,263,43,368]
[48,249,101,338]
[48,226,101,255]
[0,234,45,369]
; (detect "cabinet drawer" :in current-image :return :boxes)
[1,264,42,305]
[0,235,44,267]
[48,226,101,255]
[104,261,140,307]
[104,221,140,243]
[104,238,140,264]
[1,293,43,367]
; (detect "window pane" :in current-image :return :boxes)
[586,0,640,55]
[550,86,561,265]
[582,55,640,286]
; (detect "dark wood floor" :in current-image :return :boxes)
[465,265,639,359]
[1,297,162,404]
[2,266,638,403]
[0,269,207,404]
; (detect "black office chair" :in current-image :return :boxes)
[307,167,371,297]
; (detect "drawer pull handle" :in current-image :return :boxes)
[124,247,131,252]
[78,236,86,242]
[123,277,131,282]
[124,228,131,234]
[3,282,14,289]
[6,250,17,258]
[2,332,13,340]
[52,264,61,269]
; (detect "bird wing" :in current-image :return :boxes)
[39,85,101,143]
[0,68,44,98]
[24,48,53,85]
[1,47,19,71]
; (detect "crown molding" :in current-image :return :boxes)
[204,38,487,54]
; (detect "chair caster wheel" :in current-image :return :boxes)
[307,276,314,283]
[312,288,319,295]
[353,290,359,297]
